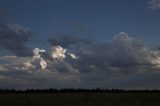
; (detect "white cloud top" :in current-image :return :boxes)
[32,48,47,70]
[51,46,66,59]
[68,53,78,59]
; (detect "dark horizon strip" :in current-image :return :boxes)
[1,88,160,93]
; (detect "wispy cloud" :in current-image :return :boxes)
[148,0,160,9]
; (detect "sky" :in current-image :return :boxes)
[0,0,160,89]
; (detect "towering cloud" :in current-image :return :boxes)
[39,58,47,70]
[32,48,47,70]
[51,46,66,59]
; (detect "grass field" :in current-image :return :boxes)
[0,92,160,106]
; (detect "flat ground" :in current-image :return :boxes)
[0,92,160,106]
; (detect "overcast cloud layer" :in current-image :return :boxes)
[1,29,160,89]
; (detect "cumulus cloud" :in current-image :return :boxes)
[148,0,160,9]
[44,33,160,87]
[68,53,78,60]
[47,33,160,76]
[75,32,160,76]
[32,48,47,70]
[51,46,66,59]
[39,58,47,70]
[1,32,160,89]
[0,23,32,56]
[0,45,79,88]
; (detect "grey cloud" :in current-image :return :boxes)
[46,32,160,87]
[0,62,79,89]
[1,32,160,89]
[0,23,32,56]
[48,35,93,49]
[148,0,160,9]
[48,32,160,76]
[0,51,79,87]
[76,32,159,72]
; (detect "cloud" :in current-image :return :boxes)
[0,23,32,56]
[47,33,160,83]
[48,35,93,49]
[0,66,8,72]
[51,46,66,59]
[68,53,78,60]
[1,32,160,89]
[148,0,160,9]
[32,48,47,70]
[0,75,31,85]
[39,58,47,70]
[0,45,79,88]
[80,32,160,68]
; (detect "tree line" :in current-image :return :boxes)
[0,88,160,93]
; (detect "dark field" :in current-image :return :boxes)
[0,92,160,106]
